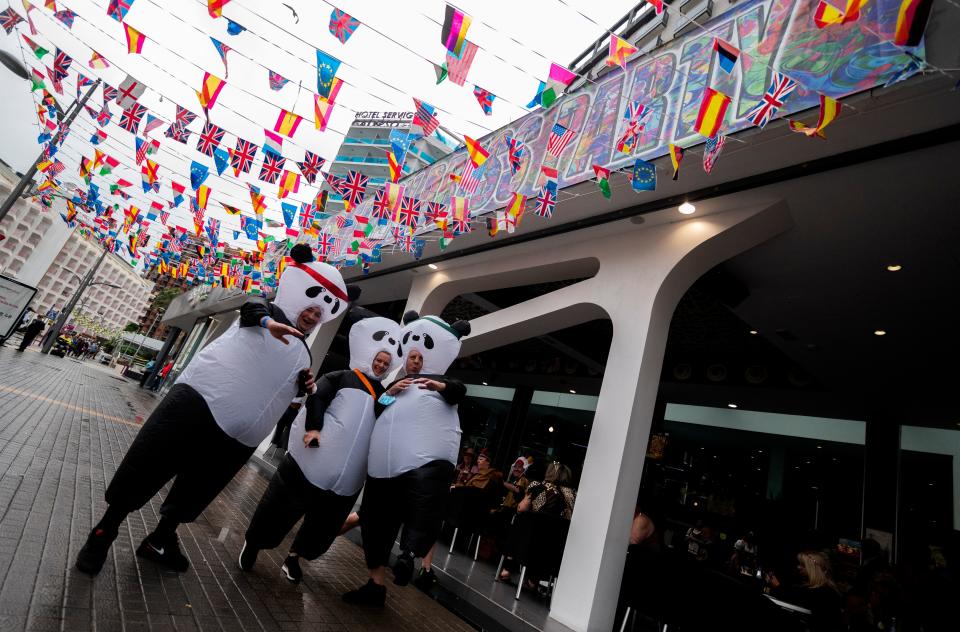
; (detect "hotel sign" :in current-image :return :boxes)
[353,111,415,128]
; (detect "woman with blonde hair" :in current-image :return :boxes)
[768,550,842,631]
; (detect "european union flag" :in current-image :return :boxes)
[226,20,246,36]
[316,50,341,99]
[390,128,412,163]
[190,161,209,190]
[632,158,657,192]
[281,202,297,228]
[213,148,229,176]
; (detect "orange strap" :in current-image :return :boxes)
[353,368,377,399]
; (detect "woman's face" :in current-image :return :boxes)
[463,452,474,466]
[372,351,392,377]
[512,463,524,477]
[477,454,489,470]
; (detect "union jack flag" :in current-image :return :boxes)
[96,104,112,127]
[296,150,324,184]
[259,152,285,184]
[0,7,24,34]
[299,202,316,229]
[340,170,368,208]
[54,9,75,28]
[397,196,421,230]
[424,200,447,224]
[119,103,147,133]
[505,136,525,175]
[102,84,118,104]
[196,122,225,157]
[175,105,198,127]
[165,122,190,143]
[324,172,346,195]
[624,100,648,121]
[394,232,417,253]
[546,123,577,158]
[534,182,557,218]
[107,0,135,21]
[317,232,335,256]
[746,72,797,129]
[329,8,360,44]
[371,189,392,223]
[473,86,495,115]
[230,137,258,175]
[52,49,73,82]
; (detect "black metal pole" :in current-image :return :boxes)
[0,78,102,224]
[41,247,108,354]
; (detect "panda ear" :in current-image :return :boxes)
[451,320,471,338]
[344,305,377,326]
[289,243,314,264]
[402,310,419,325]
[347,285,361,301]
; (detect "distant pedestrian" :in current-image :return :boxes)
[140,360,156,388]
[17,319,45,352]
[150,361,173,391]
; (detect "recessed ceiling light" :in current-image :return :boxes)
[886,264,901,272]
[727,403,738,408]
[427,263,438,270]
[481,382,488,386]
[569,389,576,394]
[678,202,696,215]
[874,330,886,336]
[548,426,555,433]
[749,330,758,335]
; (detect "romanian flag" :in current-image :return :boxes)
[197,72,226,111]
[606,34,637,70]
[277,170,300,199]
[788,94,841,138]
[463,135,489,168]
[386,150,401,182]
[894,0,933,46]
[694,87,730,139]
[207,0,230,18]
[669,144,684,180]
[274,109,303,138]
[197,184,211,210]
[124,22,146,54]
[441,4,472,57]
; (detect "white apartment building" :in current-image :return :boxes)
[0,161,154,334]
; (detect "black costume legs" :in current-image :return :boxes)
[104,384,254,522]
[245,456,358,560]
[359,460,455,569]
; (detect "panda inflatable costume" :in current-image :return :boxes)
[239,315,403,582]
[344,311,470,606]
[76,244,353,576]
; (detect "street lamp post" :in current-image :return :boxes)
[0,51,101,225]
[40,246,121,354]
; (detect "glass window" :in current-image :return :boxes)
[516,390,597,484]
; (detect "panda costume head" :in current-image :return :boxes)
[349,316,402,380]
[399,310,470,375]
[273,244,356,333]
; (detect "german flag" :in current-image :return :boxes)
[894,0,933,47]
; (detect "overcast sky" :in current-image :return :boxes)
[0,0,638,246]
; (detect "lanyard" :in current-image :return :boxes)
[353,368,377,399]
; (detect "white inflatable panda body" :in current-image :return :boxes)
[367,311,471,478]
[286,316,402,496]
[178,244,353,447]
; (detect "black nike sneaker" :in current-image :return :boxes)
[136,532,190,572]
[75,528,118,575]
[281,555,302,583]
[238,540,258,571]
[342,579,387,606]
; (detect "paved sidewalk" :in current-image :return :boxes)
[0,347,476,632]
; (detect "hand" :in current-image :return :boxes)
[415,378,446,392]
[303,430,322,447]
[297,369,316,395]
[387,378,415,396]
[266,319,304,345]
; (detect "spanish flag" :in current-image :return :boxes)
[277,170,300,199]
[894,0,933,46]
[124,22,146,54]
[314,77,342,131]
[813,0,868,28]
[506,191,526,229]
[197,184,211,210]
[694,88,731,139]
[788,94,841,138]
[463,135,489,168]
[669,144,684,181]
[207,0,230,18]
[274,109,303,138]
[197,72,226,111]
[386,150,401,182]
[384,182,404,221]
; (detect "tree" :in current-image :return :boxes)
[152,287,183,312]
[123,322,140,333]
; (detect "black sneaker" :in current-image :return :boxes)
[238,541,258,571]
[136,533,189,572]
[413,567,438,592]
[342,579,386,606]
[281,555,302,583]
[75,528,117,575]
[392,551,414,586]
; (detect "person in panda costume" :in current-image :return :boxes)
[75,244,355,576]
[237,314,402,582]
[343,311,470,606]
